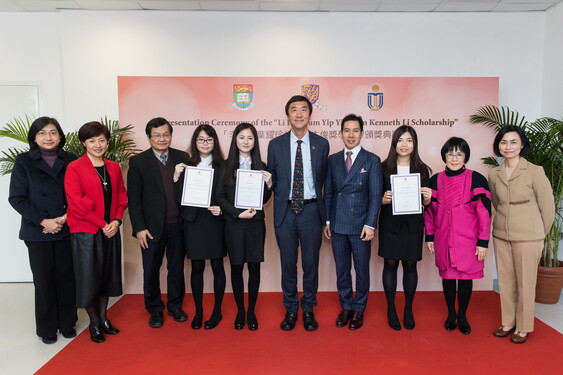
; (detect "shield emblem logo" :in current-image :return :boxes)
[368,92,384,111]
[233,84,254,111]
[301,84,320,105]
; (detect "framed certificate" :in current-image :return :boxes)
[181,167,214,208]
[235,169,264,210]
[391,173,422,215]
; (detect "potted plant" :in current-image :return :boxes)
[0,116,140,175]
[469,105,563,303]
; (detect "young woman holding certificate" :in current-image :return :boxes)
[378,126,432,331]
[424,137,491,335]
[173,124,226,330]
[216,123,272,331]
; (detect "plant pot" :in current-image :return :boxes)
[535,261,563,304]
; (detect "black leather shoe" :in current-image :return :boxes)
[191,315,202,330]
[89,325,105,343]
[349,311,364,330]
[387,311,401,331]
[204,313,222,330]
[42,335,57,344]
[101,320,119,335]
[280,311,298,331]
[149,312,164,328]
[61,328,77,338]
[403,310,415,330]
[335,310,351,328]
[444,316,457,331]
[234,311,245,330]
[168,308,188,322]
[248,312,258,331]
[458,318,471,335]
[303,311,318,331]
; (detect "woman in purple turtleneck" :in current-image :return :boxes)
[9,117,78,344]
[424,137,491,335]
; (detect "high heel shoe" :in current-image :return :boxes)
[191,315,202,330]
[234,311,245,330]
[444,316,457,331]
[247,312,259,331]
[204,313,222,330]
[89,325,105,343]
[458,317,471,335]
[101,320,119,335]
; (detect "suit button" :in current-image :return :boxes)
[350,209,354,212]
[338,193,341,196]
[359,182,362,185]
[352,194,355,197]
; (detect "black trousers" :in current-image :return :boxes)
[141,222,186,314]
[25,238,77,337]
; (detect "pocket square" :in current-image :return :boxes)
[360,168,367,173]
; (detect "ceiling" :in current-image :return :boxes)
[0,0,561,12]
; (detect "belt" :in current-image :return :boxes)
[288,199,317,205]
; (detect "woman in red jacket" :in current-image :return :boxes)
[65,121,127,343]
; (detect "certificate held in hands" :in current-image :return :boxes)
[181,167,214,208]
[391,173,422,215]
[235,169,264,210]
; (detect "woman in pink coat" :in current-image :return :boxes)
[425,137,491,335]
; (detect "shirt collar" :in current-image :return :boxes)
[290,130,310,144]
[344,144,362,157]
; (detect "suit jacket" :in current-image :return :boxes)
[127,148,190,242]
[267,131,329,227]
[325,148,382,235]
[65,155,127,234]
[488,158,555,242]
[9,148,77,241]
[215,163,272,222]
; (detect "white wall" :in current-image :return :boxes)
[0,9,555,286]
[543,2,563,118]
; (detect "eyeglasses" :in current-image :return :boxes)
[151,133,171,139]
[446,153,465,160]
[36,130,59,137]
[197,138,214,144]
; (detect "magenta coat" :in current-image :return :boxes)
[424,168,491,279]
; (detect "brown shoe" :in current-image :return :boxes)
[493,326,514,338]
[510,331,528,344]
[348,311,364,330]
[335,310,351,328]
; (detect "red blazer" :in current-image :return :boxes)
[65,155,127,234]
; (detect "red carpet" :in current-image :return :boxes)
[37,291,562,375]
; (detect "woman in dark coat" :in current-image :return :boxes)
[216,123,272,331]
[173,124,226,330]
[9,117,77,344]
[378,126,431,330]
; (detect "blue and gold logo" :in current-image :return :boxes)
[368,85,384,111]
[232,84,254,111]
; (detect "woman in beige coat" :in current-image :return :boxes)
[488,125,555,344]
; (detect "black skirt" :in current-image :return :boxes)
[183,208,226,260]
[224,220,265,265]
[378,220,424,262]
[71,230,122,307]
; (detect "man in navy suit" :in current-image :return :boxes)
[323,114,382,330]
[267,95,329,331]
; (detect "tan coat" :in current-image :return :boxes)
[488,158,555,242]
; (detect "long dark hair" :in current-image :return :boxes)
[382,125,431,179]
[222,123,266,186]
[187,124,224,167]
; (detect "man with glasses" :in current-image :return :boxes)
[128,117,190,328]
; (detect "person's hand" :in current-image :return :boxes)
[360,226,374,241]
[54,214,67,225]
[427,242,435,254]
[136,229,153,249]
[208,206,222,216]
[382,190,392,205]
[421,187,432,206]
[323,224,331,239]
[476,246,488,261]
[262,170,273,189]
[238,208,256,219]
[102,221,120,238]
[41,218,63,234]
[173,163,188,181]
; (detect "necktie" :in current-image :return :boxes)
[160,153,167,166]
[291,140,304,214]
[345,151,353,173]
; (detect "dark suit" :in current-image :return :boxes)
[325,148,382,312]
[8,148,78,337]
[267,131,329,312]
[128,148,190,314]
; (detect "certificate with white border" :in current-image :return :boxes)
[181,167,214,208]
[235,169,264,210]
[391,173,422,215]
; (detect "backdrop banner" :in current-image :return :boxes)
[118,76,498,293]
